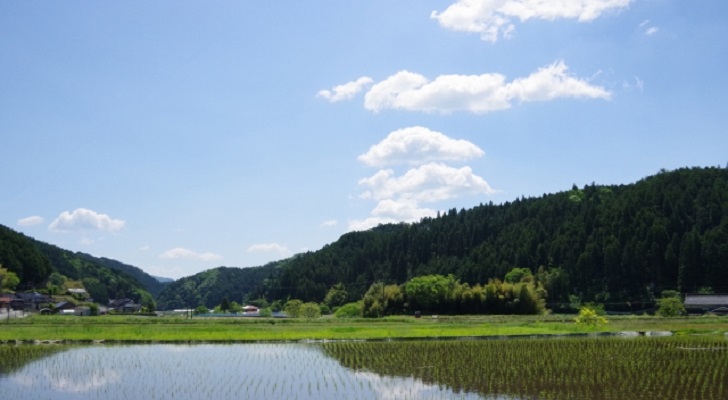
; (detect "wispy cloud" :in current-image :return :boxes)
[48,208,125,233]
[323,61,610,114]
[622,76,644,92]
[159,247,223,261]
[17,215,44,227]
[639,20,659,36]
[247,243,290,254]
[432,0,633,42]
[320,219,338,227]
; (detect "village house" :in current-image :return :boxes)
[0,294,14,309]
[74,306,91,316]
[109,298,141,313]
[683,294,728,315]
[54,301,77,314]
[14,292,51,310]
[242,305,259,316]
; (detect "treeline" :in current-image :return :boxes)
[199,270,547,317]
[355,272,546,317]
[247,167,727,309]
[0,225,156,306]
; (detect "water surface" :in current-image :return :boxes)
[0,343,484,400]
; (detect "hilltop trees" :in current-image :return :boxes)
[258,167,727,310]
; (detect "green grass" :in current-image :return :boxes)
[1,314,725,342]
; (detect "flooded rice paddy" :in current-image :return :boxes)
[1,336,726,399]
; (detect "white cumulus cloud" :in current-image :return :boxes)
[247,243,290,254]
[349,199,437,231]
[348,217,400,232]
[317,76,374,102]
[48,208,125,233]
[358,126,484,167]
[506,60,611,102]
[361,60,609,114]
[17,215,45,227]
[350,128,498,232]
[432,0,633,42]
[159,247,223,262]
[359,163,497,204]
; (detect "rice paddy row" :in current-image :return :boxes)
[1,314,726,343]
[323,336,728,400]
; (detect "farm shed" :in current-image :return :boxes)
[683,294,728,314]
[74,306,91,316]
[242,305,259,316]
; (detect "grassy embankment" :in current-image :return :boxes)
[0,314,726,343]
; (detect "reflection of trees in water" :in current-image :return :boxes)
[323,337,728,400]
[0,345,71,375]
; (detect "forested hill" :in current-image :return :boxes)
[5,166,726,312]
[0,225,161,303]
[249,167,726,307]
[75,253,168,297]
[155,263,282,310]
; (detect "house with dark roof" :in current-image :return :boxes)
[15,292,51,310]
[54,301,77,313]
[683,294,728,315]
[109,298,141,313]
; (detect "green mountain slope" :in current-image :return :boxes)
[155,263,282,310]
[262,167,727,307]
[76,253,169,297]
[0,226,157,305]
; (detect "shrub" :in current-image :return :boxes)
[334,302,363,318]
[284,299,304,318]
[657,297,686,317]
[575,306,607,327]
[299,302,321,318]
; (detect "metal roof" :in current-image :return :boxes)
[684,294,728,306]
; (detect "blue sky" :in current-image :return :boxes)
[2,1,726,279]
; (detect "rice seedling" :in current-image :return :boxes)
[323,336,728,400]
[1,334,725,399]
[0,344,69,375]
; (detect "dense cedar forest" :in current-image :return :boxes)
[2,167,727,312]
[157,167,727,310]
[0,225,158,305]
